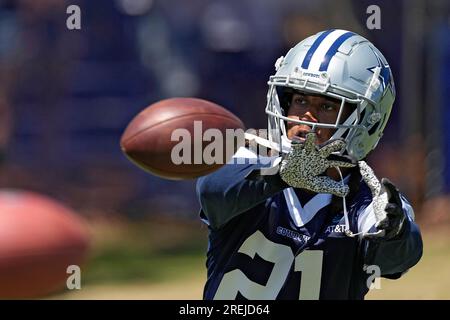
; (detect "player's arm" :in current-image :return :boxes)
[196,149,288,230]
[357,161,423,277]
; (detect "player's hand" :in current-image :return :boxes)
[279,132,356,197]
[359,160,407,241]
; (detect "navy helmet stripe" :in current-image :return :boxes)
[301,29,335,69]
[319,32,355,71]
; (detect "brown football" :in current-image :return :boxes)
[120,97,246,180]
[0,190,90,298]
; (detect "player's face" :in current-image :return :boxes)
[286,93,352,145]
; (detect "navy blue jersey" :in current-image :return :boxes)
[196,149,423,300]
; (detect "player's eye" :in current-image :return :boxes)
[321,104,337,111]
[294,97,307,105]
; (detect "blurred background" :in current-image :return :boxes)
[0,0,449,299]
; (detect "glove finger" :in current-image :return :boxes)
[304,132,316,153]
[381,178,402,205]
[328,160,357,169]
[289,139,305,155]
[358,160,381,197]
[327,153,357,168]
[318,139,346,157]
[290,135,304,145]
[314,176,350,197]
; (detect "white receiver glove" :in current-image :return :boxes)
[358,160,407,240]
[279,132,356,197]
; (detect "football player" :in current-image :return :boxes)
[196,29,423,300]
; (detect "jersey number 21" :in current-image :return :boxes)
[214,230,323,300]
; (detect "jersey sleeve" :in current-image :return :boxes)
[360,195,423,278]
[196,147,288,230]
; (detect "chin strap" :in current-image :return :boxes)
[335,166,384,238]
[335,167,359,238]
[334,166,364,238]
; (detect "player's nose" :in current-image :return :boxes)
[300,106,318,123]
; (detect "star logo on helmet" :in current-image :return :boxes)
[367,52,391,91]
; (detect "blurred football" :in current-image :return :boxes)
[120,97,245,180]
[0,190,90,298]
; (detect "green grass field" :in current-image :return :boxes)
[53,218,450,300]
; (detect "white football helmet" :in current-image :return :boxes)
[265,29,395,160]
